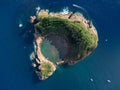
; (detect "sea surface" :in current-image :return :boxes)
[0,0,120,90]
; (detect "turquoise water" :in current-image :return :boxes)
[41,39,60,62]
[0,0,120,90]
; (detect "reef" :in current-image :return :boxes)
[30,9,98,80]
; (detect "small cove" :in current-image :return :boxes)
[41,33,69,62]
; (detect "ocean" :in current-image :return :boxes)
[0,0,120,90]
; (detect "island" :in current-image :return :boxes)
[30,9,98,80]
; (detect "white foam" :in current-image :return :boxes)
[36,6,40,11]
[19,24,23,28]
[33,42,36,53]
[60,7,69,15]
[30,52,35,60]
[36,6,41,14]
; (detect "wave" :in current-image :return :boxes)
[60,7,69,14]
[33,42,36,53]
[35,6,41,14]
[18,19,23,28]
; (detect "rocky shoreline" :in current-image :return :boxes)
[36,10,98,35]
[30,9,97,36]
[30,9,98,80]
[30,30,56,80]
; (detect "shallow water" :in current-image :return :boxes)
[0,0,120,90]
[41,33,69,62]
[45,33,69,59]
[41,39,60,62]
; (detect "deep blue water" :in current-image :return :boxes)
[0,0,120,90]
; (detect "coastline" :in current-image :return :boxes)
[30,9,98,80]
[32,30,56,80]
[36,9,98,36]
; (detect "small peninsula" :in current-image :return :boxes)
[30,9,98,80]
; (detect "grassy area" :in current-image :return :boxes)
[39,62,53,78]
[35,16,98,61]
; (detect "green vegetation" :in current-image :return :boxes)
[39,62,53,78]
[35,16,98,62]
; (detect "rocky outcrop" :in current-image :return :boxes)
[31,31,56,80]
[36,10,98,36]
[30,9,98,80]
